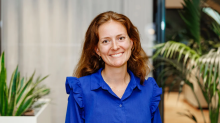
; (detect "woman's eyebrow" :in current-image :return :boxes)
[100,36,111,40]
[116,34,126,37]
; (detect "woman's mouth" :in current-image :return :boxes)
[111,53,123,57]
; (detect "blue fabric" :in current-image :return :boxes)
[65,68,162,123]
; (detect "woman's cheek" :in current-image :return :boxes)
[100,46,110,54]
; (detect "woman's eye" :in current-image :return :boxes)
[119,37,125,40]
[102,40,109,43]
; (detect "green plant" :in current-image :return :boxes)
[179,0,202,54]
[177,110,197,123]
[154,42,220,122]
[0,52,50,116]
[153,0,220,123]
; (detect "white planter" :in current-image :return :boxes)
[0,99,51,123]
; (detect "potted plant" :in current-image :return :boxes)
[0,52,51,123]
[153,0,220,122]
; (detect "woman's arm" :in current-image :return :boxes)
[151,107,162,123]
[65,90,84,123]
[150,77,162,123]
[65,77,84,123]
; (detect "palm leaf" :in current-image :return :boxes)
[212,22,220,37]
[153,41,209,122]
[153,41,200,66]
[203,7,220,25]
[179,0,202,54]
[199,47,220,91]
[177,110,197,123]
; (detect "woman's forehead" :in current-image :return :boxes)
[98,21,128,39]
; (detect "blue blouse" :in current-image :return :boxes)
[65,68,162,123]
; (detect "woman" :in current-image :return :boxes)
[65,11,162,123]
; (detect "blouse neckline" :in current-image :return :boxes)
[90,68,142,100]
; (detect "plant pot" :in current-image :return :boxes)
[0,99,51,123]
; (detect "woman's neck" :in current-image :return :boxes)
[101,64,130,86]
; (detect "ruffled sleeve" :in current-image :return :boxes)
[65,77,85,123]
[150,78,162,123]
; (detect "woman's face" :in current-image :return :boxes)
[96,20,133,68]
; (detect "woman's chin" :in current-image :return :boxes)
[106,62,127,68]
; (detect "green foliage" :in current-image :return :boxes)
[179,0,202,54]
[154,0,220,122]
[0,52,50,116]
[177,110,197,123]
[153,42,208,122]
[153,41,220,123]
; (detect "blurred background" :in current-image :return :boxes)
[1,0,220,123]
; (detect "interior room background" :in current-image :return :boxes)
[1,0,154,123]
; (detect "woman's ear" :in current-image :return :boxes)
[130,39,134,49]
[95,47,100,56]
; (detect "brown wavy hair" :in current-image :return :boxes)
[73,11,152,85]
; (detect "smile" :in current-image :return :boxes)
[111,53,123,57]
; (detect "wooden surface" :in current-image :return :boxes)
[166,0,184,9]
[164,92,209,123]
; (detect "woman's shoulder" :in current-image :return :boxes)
[65,75,92,93]
[139,77,160,90]
[140,77,162,114]
[144,77,162,93]
[138,77,162,99]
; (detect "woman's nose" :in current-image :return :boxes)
[112,40,119,50]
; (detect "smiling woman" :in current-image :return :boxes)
[65,11,162,123]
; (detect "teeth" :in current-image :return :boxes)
[111,53,123,57]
